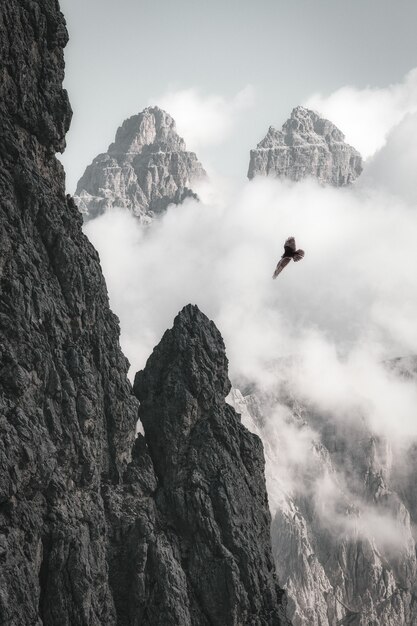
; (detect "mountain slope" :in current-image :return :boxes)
[229,378,417,626]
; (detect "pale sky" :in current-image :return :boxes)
[59,0,417,193]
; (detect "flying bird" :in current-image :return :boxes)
[273,236,305,279]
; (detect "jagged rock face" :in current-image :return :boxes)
[74,107,206,222]
[0,2,289,625]
[133,305,290,626]
[229,384,417,626]
[248,106,363,186]
[0,1,138,623]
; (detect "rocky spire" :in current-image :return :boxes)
[74,106,207,222]
[133,305,290,625]
[248,106,362,185]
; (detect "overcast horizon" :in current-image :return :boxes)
[59,0,417,193]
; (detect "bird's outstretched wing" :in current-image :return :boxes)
[284,236,296,254]
[273,256,291,279]
[294,249,305,262]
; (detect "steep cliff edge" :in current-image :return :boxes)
[74,106,207,222]
[0,2,289,624]
[248,106,362,185]
[133,304,290,625]
[0,1,138,623]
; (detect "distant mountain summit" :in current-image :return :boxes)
[248,106,362,186]
[74,106,206,222]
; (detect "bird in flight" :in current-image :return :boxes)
[273,236,305,278]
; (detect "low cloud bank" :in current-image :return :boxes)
[305,67,417,158]
[85,75,417,552]
[85,174,417,388]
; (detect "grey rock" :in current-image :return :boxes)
[248,106,363,185]
[0,1,137,623]
[134,304,290,626]
[229,381,417,626]
[74,107,207,222]
[0,2,290,624]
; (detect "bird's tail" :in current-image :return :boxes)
[294,249,305,262]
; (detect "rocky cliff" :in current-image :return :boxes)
[229,377,417,626]
[74,106,206,222]
[132,304,290,625]
[248,106,362,185]
[0,1,137,623]
[0,3,288,624]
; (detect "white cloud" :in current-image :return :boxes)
[360,111,417,205]
[288,335,417,444]
[85,71,417,558]
[84,172,417,444]
[305,68,417,158]
[311,471,414,552]
[151,85,255,150]
[85,176,417,559]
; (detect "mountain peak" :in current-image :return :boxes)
[134,304,231,471]
[133,305,290,624]
[108,106,186,155]
[248,106,362,185]
[284,105,346,143]
[74,107,206,222]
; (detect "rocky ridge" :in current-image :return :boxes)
[74,106,206,222]
[0,3,288,624]
[228,375,417,626]
[248,106,363,185]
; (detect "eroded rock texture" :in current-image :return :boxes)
[74,106,207,222]
[134,304,290,626]
[248,106,362,185]
[229,377,417,626]
[0,5,288,623]
[0,1,137,623]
